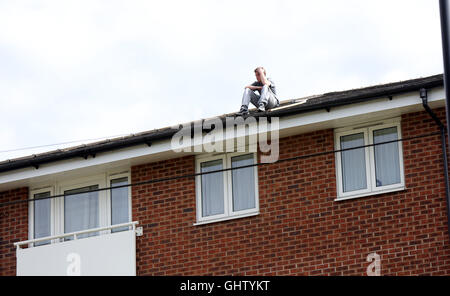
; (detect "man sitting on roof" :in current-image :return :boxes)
[237,66,280,116]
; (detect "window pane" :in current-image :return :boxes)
[201,159,224,217]
[340,133,367,192]
[64,185,99,239]
[373,127,401,186]
[231,154,256,212]
[34,191,51,246]
[111,177,129,233]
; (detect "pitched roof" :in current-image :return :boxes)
[0,74,444,173]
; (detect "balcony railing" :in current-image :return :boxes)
[14,221,139,250]
[15,221,140,276]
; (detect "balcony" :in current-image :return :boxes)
[14,221,139,276]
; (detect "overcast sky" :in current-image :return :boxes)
[0,0,444,161]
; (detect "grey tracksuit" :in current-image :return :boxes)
[241,78,279,110]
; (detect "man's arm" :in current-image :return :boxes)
[245,85,263,91]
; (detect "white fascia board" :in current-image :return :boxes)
[0,87,444,190]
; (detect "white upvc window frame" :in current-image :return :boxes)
[57,175,108,236]
[195,152,259,225]
[335,127,372,198]
[28,170,132,243]
[107,171,132,229]
[334,118,405,201]
[29,186,55,247]
[368,122,406,192]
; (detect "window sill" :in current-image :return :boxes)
[334,186,406,202]
[193,211,259,226]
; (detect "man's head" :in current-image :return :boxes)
[254,67,266,82]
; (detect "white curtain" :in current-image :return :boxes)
[341,133,367,192]
[34,191,51,246]
[373,127,400,186]
[64,185,99,239]
[111,177,129,232]
[231,154,255,211]
[201,159,224,217]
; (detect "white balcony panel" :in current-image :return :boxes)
[17,229,136,276]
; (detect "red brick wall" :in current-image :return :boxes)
[0,187,28,276]
[131,107,450,275]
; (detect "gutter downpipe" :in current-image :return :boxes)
[420,88,450,242]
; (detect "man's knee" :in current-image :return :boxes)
[266,96,278,109]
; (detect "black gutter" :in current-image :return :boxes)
[420,88,450,242]
[0,74,444,174]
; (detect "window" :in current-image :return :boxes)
[110,176,130,232]
[231,154,256,211]
[30,189,52,246]
[200,159,225,217]
[29,172,131,244]
[195,152,259,224]
[64,185,99,239]
[340,132,368,192]
[372,127,401,186]
[335,119,405,200]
